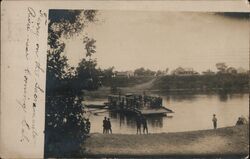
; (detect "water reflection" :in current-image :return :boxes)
[108,111,164,129]
[160,92,246,103]
[147,116,164,128]
[217,92,247,102]
[152,92,197,102]
[87,93,249,134]
[218,93,229,102]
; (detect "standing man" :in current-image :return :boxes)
[142,117,148,134]
[212,114,217,129]
[103,117,108,134]
[136,116,142,134]
[107,118,112,134]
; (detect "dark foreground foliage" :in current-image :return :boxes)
[45,9,99,157]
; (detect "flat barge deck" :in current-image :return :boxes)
[107,93,174,116]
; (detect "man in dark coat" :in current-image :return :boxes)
[136,116,142,134]
[212,114,217,129]
[107,118,112,134]
[142,117,148,134]
[103,117,108,134]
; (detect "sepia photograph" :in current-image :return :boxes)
[44,9,249,158]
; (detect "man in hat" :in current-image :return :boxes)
[212,114,217,129]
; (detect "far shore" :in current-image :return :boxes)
[83,86,248,100]
[82,125,249,157]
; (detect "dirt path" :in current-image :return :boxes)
[120,78,157,93]
[84,78,158,99]
[83,125,249,157]
[132,78,156,90]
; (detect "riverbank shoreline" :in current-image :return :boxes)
[83,85,249,100]
[82,125,249,157]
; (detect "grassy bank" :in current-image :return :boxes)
[82,125,249,157]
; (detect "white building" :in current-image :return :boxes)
[115,71,134,78]
[237,67,247,74]
[202,69,215,75]
[171,67,199,76]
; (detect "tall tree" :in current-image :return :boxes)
[134,67,156,76]
[216,62,227,74]
[45,10,98,157]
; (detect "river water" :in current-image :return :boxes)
[84,93,249,134]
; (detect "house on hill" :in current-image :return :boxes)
[114,71,134,78]
[202,69,215,75]
[171,67,199,76]
[227,67,237,74]
[237,67,247,74]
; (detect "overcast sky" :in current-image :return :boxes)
[63,11,249,72]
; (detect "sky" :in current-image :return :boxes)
[63,11,249,72]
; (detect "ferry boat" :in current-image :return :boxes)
[106,93,174,116]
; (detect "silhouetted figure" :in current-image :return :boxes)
[136,116,142,134]
[142,117,148,134]
[107,118,112,134]
[236,117,244,126]
[86,118,91,133]
[103,117,108,134]
[212,114,217,129]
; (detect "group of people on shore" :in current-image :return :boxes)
[136,115,148,134]
[235,116,248,126]
[103,117,112,134]
[212,114,248,129]
[102,115,149,134]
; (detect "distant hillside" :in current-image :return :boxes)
[152,74,249,92]
[100,74,249,93]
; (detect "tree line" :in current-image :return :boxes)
[99,63,248,78]
[153,74,249,92]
